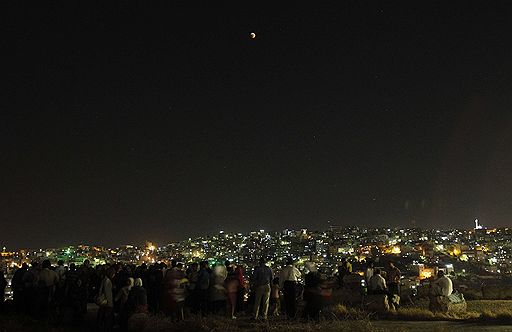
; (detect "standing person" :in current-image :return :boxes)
[270,277,281,316]
[115,277,134,317]
[186,262,199,313]
[162,262,187,321]
[365,261,374,283]
[336,258,352,288]
[146,264,161,314]
[64,263,85,323]
[252,257,273,320]
[38,259,59,320]
[23,261,40,316]
[126,278,148,314]
[0,271,7,308]
[54,260,66,314]
[124,277,147,328]
[387,262,401,297]
[196,261,210,316]
[97,267,115,331]
[55,260,66,282]
[235,265,247,314]
[303,263,322,321]
[11,263,28,312]
[210,263,227,314]
[279,258,301,319]
[225,266,240,319]
[121,278,147,330]
[80,260,94,304]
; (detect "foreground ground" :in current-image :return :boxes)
[1,300,512,331]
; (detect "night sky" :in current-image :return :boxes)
[3,2,512,248]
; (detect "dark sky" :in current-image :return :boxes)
[3,2,512,248]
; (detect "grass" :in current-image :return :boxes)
[133,314,390,332]
[2,300,512,331]
[386,307,481,321]
[384,300,512,324]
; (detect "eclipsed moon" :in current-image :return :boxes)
[250,32,256,39]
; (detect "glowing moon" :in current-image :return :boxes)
[250,32,256,39]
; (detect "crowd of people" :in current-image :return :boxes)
[0,256,453,330]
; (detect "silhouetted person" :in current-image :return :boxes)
[162,262,186,321]
[303,263,322,322]
[12,263,28,312]
[279,257,301,319]
[97,267,115,331]
[365,261,374,283]
[122,278,147,330]
[252,257,273,320]
[115,277,133,318]
[225,265,239,319]
[197,261,210,316]
[186,262,199,313]
[270,277,281,316]
[387,261,401,297]
[38,259,59,320]
[0,271,7,309]
[431,270,453,296]
[235,265,247,314]
[337,258,352,287]
[210,263,227,315]
[64,263,85,323]
[146,263,164,314]
[80,259,94,306]
[23,261,40,316]
[368,268,388,295]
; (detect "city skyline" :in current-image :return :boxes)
[4,2,512,248]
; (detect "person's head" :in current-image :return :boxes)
[272,277,280,285]
[190,262,198,271]
[341,258,346,263]
[127,277,134,288]
[171,259,177,268]
[42,259,51,269]
[374,268,381,275]
[259,257,267,266]
[286,257,294,266]
[388,261,395,268]
[106,267,116,279]
[21,263,28,269]
[70,263,76,270]
[225,260,231,267]
[57,260,64,266]
[176,262,184,270]
[305,261,317,273]
[437,270,445,278]
[134,278,143,287]
[227,265,235,273]
[200,261,208,269]
[31,261,39,268]
[83,259,90,267]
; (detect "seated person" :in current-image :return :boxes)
[368,268,388,295]
[431,270,453,297]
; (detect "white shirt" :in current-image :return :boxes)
[369,274,387,292]
[365,267,374,281]
[432,275,453,296]
[279,265,301,288]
